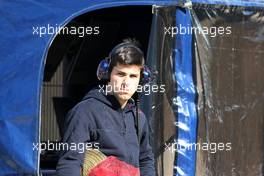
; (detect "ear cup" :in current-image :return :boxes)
[140,66,152,85]
[96,59,110,80]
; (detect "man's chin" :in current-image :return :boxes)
[117,93,132,101]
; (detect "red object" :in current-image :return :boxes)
[88,156,140,176]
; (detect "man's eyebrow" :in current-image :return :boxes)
[116,70,126,74]
[114,68,140,75]
[130,73,140,76]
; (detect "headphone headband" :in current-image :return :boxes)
[108,42,144,60]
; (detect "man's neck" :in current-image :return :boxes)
[119,100,128,109]
[107,90,128,109]
[114,95,128,109]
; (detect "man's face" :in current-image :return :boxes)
[108,63,141,104]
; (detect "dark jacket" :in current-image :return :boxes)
[56,87,155,176]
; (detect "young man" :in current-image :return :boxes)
[56,39,155,176]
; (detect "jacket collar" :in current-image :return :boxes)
[105,94,136,113]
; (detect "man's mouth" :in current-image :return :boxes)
[119,89,130,94]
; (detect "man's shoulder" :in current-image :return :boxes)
[72,97,101,113]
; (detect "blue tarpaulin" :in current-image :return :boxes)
[174,8,197,176]
[0,0,264,175]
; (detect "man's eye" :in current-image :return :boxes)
[117,72,125,76]
[130,75,138,78]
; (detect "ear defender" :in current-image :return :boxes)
[96,58,110,81]
[96,43,152,85]
[140,66,152,85]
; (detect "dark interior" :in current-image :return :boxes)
[40,6,153,173]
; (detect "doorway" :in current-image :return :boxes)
[40,5,152,172]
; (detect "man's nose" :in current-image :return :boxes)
[122,75,130,84]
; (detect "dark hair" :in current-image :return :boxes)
[108,38,145,74]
